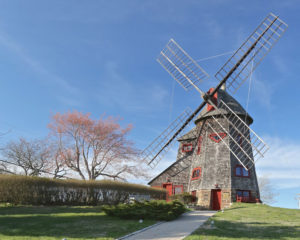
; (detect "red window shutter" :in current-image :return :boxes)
[197,136,203,155]
[209,133,227,143]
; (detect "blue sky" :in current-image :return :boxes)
[0,0,299,209]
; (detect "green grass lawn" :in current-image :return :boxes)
[185,203,300,240]
[0,204,156,240]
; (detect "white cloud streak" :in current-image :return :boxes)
[256,136,300,189]
[0,30,80,106]
[97,61,169,112]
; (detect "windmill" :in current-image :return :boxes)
[142,13,288,209]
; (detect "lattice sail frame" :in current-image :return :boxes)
[206,99,269,170]
[215,13,288,94]
[142,13,287,171]
[141,108,193,168]
[166,153,193,177]
[157,38,209,94]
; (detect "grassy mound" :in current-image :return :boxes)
[185,203,300,240]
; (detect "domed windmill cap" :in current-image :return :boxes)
[194,88,253,125]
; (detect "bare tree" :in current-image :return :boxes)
[0,130,13,174]
[0,161,15,174]
[48,111,148,180]
[258,176,278,204]
[3,138,51,176]
[46,143,68,179]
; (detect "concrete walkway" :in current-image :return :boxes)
[120,211,216,240]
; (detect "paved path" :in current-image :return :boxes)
[120,211,216,240]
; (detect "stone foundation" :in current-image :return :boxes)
[196,189,211,209]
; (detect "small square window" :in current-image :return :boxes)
[236,190,243,197]
[182,143,193,152]
[242,168,249,177]
[235,166,242,176]
[243,191,250,197]
[235,165,250,177]
[236,190,251,202]
[191,167,201,180]
[174,185,183,195]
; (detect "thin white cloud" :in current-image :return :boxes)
[203,18,223,40]
[97,60,169,112]
[57,96,82,108]
[0,30,79,106]
[256,136,300,189]
[272,55,289,76]
[251,74,273,109]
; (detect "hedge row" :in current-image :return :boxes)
[170,192,197,204]
[103,200,186,221]
[0,174,166,205]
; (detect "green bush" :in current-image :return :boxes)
[102,200,186,221]
[0,174,166,206]
[170,192,197,204]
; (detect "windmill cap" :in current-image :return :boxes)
[194,88,253,125]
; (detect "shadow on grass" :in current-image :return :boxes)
[189,220,300,239]
[0,205,103,215]
[0,214,152,239]
[222,206,246,212]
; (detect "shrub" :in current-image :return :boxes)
[0,174,166,206]
[102,200,186,221]
[169,192,197,204]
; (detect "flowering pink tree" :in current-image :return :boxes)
[48,111,146,180]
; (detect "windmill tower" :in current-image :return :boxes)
[142,13,288,210]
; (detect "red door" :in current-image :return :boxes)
[163,183,173,201]
[211,189,222,210]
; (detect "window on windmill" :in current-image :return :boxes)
[236,190,251,198]
[173,185,183,195]
[235,165,250,177]
[191,167,201,180]
[242,168,249,177]
[209,133,227,143]
[182,143,193,152]
[243,191,250,197]
[236,190,242,197]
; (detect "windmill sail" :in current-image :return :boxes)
[157,38,209,94]
[206,99,269,170]
[141,108,192,168]
[166,128,200,177]
[215,13,288,94]
[166,156,192,177]
[145,13,286,171]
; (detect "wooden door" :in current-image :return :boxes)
[191,190,197,203]
[163,183,173,202]
[211,189,222,210]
